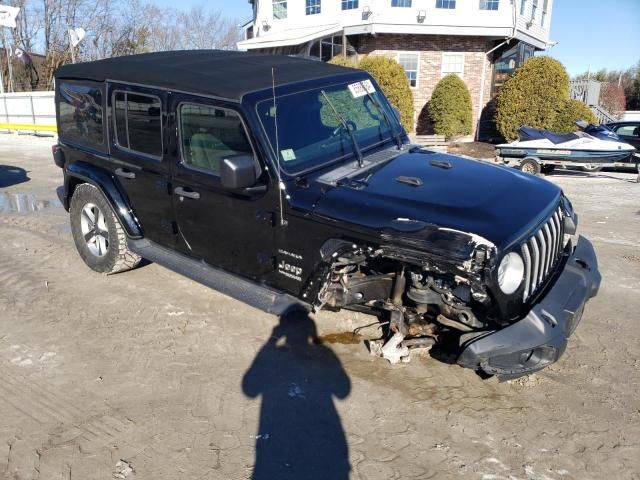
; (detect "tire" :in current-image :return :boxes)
[541,165,556,175]
[69,183,141,274]
[520,158,541,175]
[579,164,602,173]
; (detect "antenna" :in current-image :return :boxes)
[272,67,286,227]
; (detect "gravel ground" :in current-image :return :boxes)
[1,135,639,480]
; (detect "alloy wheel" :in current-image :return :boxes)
[80,203,109,257]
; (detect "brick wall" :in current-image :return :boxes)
[357,34,496,136]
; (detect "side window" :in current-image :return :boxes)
[179,104,253,175]
[58,82,104,148]
[113,91,162,158]
[615,125,639,137]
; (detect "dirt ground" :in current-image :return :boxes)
[1,135,639,480]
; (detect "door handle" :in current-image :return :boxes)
[115,168,136,179]
[174,186,200,200]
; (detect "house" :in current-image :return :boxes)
[238,0,555,137]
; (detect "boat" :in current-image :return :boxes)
[495,122,637,174]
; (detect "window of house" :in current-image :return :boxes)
[531,0,537,21]
[341,0,359,9]
[273,0,287,19]
[520,0,527,15]
[58,82,104,149]
[442,53,464,78]
[436,0,456,8]
[391,0,412,7]
[398,53,419,87]
[541,0,548,25]
[179,104,253,175]
[306,0,321,15]
[113,91,162,158]
[480,0,499,10]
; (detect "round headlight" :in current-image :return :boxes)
[498,252,525,295]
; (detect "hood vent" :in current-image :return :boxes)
[395,175,423,187]
[430,159,453,169]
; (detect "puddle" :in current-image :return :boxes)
[0,192,61,213]
[315,332,363,345]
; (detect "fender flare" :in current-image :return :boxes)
[63,161,143,238]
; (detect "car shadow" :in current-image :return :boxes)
[0,165,30,188]
[242,306,351,480]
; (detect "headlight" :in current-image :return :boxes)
[498,252,525,295]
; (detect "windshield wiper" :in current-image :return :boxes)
[321,89,364,168]
[359,81,404,150]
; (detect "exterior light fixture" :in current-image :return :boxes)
[262,20,271,31]
[417,9,426,22]
[362,6,372,20]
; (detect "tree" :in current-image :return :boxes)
[599,83,626,119]
[427,74,472,138]
[495,56,570,141]
[575,61,640,110]
[331,55,414,131]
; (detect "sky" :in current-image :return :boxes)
[154,0,640,76]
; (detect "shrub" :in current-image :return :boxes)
[328,55,358,68]
[495,56,570,141]
[599,83,626,119]
[331,55,413,132]
[552,99,598,133]
[427,74,473,138]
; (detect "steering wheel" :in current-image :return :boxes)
[332,120,357,137]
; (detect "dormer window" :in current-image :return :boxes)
[273,0,287,19]
[306,0,321,15]
[391,0,412,7]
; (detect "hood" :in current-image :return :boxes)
[307,150,562,251]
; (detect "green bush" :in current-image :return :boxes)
[495,56,570,141]
[552,99,598,133]
[331,55,415,131]
[427,74,473,138]
[328,55,358,68]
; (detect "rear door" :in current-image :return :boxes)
[168,93,277,280]
[611,124,640,149]
[107,83,175,248]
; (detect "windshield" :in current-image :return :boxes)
[256,79,401,175]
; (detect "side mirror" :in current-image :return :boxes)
[221,154,258,190]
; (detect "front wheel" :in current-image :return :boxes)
[520,158,541,175]
[70,183,141,274]
[579,164,602,173]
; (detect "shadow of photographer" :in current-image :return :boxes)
[242,307,351,480]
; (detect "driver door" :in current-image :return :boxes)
[169,94,277,280]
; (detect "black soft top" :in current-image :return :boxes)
[54,50,359,101]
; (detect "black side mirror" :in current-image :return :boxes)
[221,154,258,190]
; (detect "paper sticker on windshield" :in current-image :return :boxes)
[348,79,376,98]
[281,149,296,162]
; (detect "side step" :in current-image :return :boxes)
[129,239,310,316]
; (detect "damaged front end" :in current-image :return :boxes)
[309,203,600,379]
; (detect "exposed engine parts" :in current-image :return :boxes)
[317,244,493,364]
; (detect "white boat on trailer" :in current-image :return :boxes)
[496,122,637,175]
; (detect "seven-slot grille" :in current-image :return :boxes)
[521,205,566,301]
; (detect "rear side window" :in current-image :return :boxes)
[58,82,104,148]
[179,104,252,175]
[113,91,162,158]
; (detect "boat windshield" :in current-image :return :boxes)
[256,79,401,175]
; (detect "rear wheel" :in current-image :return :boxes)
[579,164,602,173]
[520,158,541,175]
[70,183,141,274]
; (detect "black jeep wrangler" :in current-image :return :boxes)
[53,51,600,379]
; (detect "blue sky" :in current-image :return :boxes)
[155,0,639,76]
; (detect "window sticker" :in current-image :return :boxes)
[348,79,376,98]
[281,148,296,161]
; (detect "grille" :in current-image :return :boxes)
[521,205,565,301]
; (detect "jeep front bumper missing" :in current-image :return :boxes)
[457,235,601,380]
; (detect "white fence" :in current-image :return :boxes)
[0,91,56,127]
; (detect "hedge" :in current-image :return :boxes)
[495,56,571,141]
[330,55,415,131]
[552,99,598,133]
[428,74,473,138]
